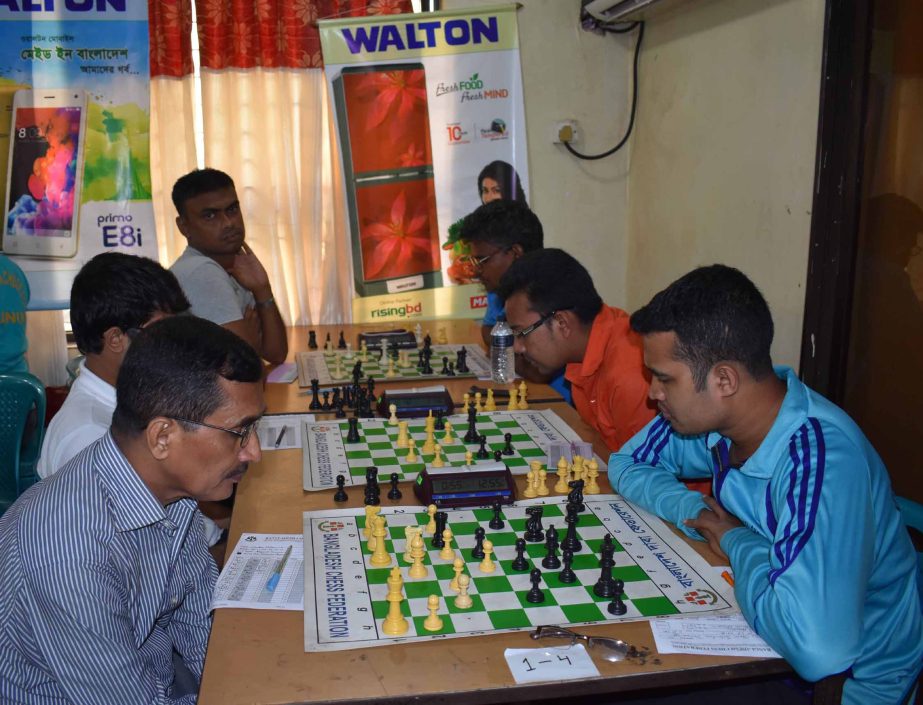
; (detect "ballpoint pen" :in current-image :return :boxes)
[266,544,293,593]
[274,426,287,448]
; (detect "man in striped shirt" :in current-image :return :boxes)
[609,265,921,704]
[0,316,265,704]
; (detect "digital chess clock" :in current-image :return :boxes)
[414,462,517,509]
[377,388,454,419]
[358,329,418,351]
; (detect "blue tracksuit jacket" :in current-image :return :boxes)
[609,367,922,704]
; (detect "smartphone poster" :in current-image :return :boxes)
[0,4,157,309]
[320,5,529,322]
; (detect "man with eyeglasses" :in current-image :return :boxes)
[459,200,573,402]
[497,248,655,451]
[0,315,264,704]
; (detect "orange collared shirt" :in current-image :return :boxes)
[565,305,656,451]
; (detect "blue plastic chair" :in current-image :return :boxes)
[895,496,923,612]
[0,372,46,515]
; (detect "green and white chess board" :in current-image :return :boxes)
[303,496,737,652]
[296,344,491,388]
[301,409,591,491]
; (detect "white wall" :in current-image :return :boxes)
[625,0,825,367]
[443,0,635,306]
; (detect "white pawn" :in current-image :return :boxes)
[485,388,497,411]
[404,526,421,563]
[507,386,519,411]
[479,539,495,573]
[425,504,437,534]
[385,357,397,378]
[441,421,454,445]
[523,469,538,499]
[465,450,474,466]
[359,341,368,362]
[388,403,399,426]
[423,594,444,631]
[454,573,473,609]
[474,392,483,412]
[554,456,570,493]
[462,392,471,413]
[406,438,418,462]
[432,444,445,468]
[586,458,601,494]
[344,342,354,359]
[450,556,465,592]
[439,528,455,560]
[409,533,428,578]
[436,326,448,345]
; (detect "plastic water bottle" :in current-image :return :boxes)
[490,315,515,384]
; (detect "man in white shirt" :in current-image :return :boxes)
[170,168,288,364]
[39,253,191,479]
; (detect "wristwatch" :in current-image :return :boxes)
[255,296,275,308]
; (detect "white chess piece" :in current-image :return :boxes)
[388,403,399,426]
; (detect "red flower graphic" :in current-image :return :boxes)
[361,190,436,280]
[354,69,427,133]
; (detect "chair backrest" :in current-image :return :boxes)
[0,372,46,513]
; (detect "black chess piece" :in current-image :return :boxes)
[337,331,347,349]
[541,526,561,570]
[432,512,448,549]
[446,362,456,376]
[562,503,583,553]
[568,479,586,513]
[464,407,479,443]
[502,432,514,456]
[488,501,505,530]
[471,527,486,559]
[601,533,614,556]
[322,390,331,411]
[476,434,490,459]
[333,474,348,502]
[434,410,445,432]
[608,579,627,616]
[456,346,469,374]
[387,472,402,500]
[364,466,380,506]
[422,357,434,375]
[335,397,346,418]
[524,506,545,542]
[440,356,450,375]
[526,568,545,604]
[308,330,318,349]
[493,449,503,462]
[417,349,425,369]
[559,548,577,583]
[423,333,432,350]
[308,379,321,411]
[593,550,617,598]
[511,538,529,571]
[346,417,361,443]
[367,377,376,398]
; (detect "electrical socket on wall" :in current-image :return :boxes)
[553,120,578,144]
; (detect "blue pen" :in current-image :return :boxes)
[266,544,293,594]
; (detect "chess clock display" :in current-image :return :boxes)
[376,389,454,419]
[414,462,516,509]
[358,329,417,351]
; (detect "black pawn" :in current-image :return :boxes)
[337,331,347,349]
[308,330,318,349]
[471,527,486,559]
[608,579,627,616]
[434,410,445,432]
[387,472,402,500]
[308,379,321,410]
[476,434,490,459]
[542,528,561,570]
[333,474,348,502]
[559,549,577,583]
[593,551,616,598]
[346,417,361,443]
[493,449,503,462]
[334,397,346,418]
[446,362,456,377]
[502,432,514,456]
[364,466,380,506]
[526,568,545,604]
[440,356,450,375]
[322,390,331,411]
[488,501,505,530]
[511,538,529,571]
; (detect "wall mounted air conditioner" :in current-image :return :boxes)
[582,0,689,23]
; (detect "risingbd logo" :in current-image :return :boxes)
[678,589,718,606]
[370,302,423,319]
[318,520,346,532]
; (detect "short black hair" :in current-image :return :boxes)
[111,316,263,437]
[171,168,235,217]
[630,264,775,390]
[496,248,603,324]
[459,200,544,252]
[70,253,190,355]
[477,160,527,203]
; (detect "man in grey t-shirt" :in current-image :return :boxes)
[170,169,288,364]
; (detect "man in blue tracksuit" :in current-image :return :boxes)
[609,265,921,704]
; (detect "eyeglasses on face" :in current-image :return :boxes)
[515,308,574,338]
[462,247,510,270]
[169,416,261,448]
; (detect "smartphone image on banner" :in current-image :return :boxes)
[2,89,87,259]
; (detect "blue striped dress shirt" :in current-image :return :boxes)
[0,432,218,704]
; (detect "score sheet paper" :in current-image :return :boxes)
[650,614,781,658]
[212,534,305,611]
[259,413,314,451]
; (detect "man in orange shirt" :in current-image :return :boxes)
[496,248,655,451]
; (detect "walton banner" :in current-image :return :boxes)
[319,4,528,323]
[0,1,156,309]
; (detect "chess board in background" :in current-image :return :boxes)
[296,344,491,388]
[302,496,738,652]
[301,409,594,491]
